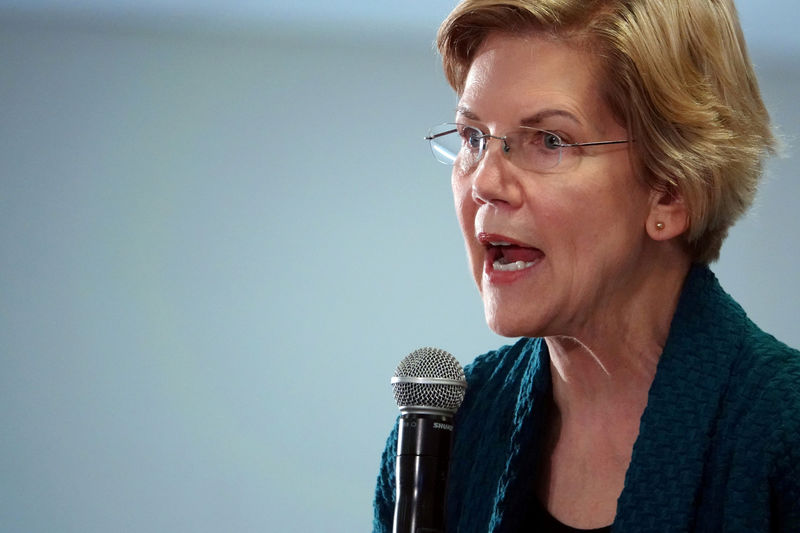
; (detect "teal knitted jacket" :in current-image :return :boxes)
[373,266,800,531]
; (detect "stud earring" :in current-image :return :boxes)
[655,222,665,230]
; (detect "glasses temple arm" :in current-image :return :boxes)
[424,128,459,141]
[562,139,630,148]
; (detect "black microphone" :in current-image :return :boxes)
[390,347,467,533]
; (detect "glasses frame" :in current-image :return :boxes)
[425,122,630,172]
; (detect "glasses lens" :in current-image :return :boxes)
[428,123,482,166]
[511,127,563,171]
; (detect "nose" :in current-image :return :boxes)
[469,136,522,208]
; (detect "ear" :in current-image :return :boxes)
[646,187,689,241]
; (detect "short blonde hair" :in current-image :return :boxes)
[437,0,776,263]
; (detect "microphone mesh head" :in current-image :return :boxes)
[392,347,466,414]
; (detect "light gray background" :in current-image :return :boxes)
[1,2,797,532]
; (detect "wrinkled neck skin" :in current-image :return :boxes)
[545,249,690,427]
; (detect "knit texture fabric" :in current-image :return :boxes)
[373,266,800,532]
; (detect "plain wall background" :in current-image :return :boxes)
[1,4,798,532]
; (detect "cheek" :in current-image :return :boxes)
[451,174,473,229]
[451,174,484,282]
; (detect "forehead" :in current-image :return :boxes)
[459,32,614,128]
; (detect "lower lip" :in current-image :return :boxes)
[483,256,542,285]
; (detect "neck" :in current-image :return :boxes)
[545,257,690,422]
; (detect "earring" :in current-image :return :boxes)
[655,222,665,231]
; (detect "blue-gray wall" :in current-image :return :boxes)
[1,9,798,533]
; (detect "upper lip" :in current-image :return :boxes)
[477,232,536,249]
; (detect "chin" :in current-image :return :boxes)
[485,311,538,339]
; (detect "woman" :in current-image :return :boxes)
[374,1,800,531]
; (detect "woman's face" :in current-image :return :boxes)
[453,32,655,338]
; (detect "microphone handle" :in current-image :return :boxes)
[392,413,455,533]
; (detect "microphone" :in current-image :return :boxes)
[390,347,467,533]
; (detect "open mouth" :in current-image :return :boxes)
[486,240,544,272]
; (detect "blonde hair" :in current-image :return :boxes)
[437,0,775,263]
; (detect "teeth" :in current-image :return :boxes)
[493,259,536,272]
[489,241,512,246]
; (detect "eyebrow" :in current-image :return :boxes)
[456,105,582,127]
[455,105,480,121]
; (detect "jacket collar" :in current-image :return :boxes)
[615,265,747,530]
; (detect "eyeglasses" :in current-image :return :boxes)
[425,123,629,172]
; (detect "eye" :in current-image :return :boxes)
[543,132,563,150]
[457,125,483,150]
[517,128,563,150]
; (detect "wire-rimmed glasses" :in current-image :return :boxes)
[425,123,629,172]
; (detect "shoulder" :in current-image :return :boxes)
[703,275,800,448]
[737,327,800,453]
[661,265,800,470]
[674,266,800,408]
[727,327,800,526]
[730,325,800,421]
